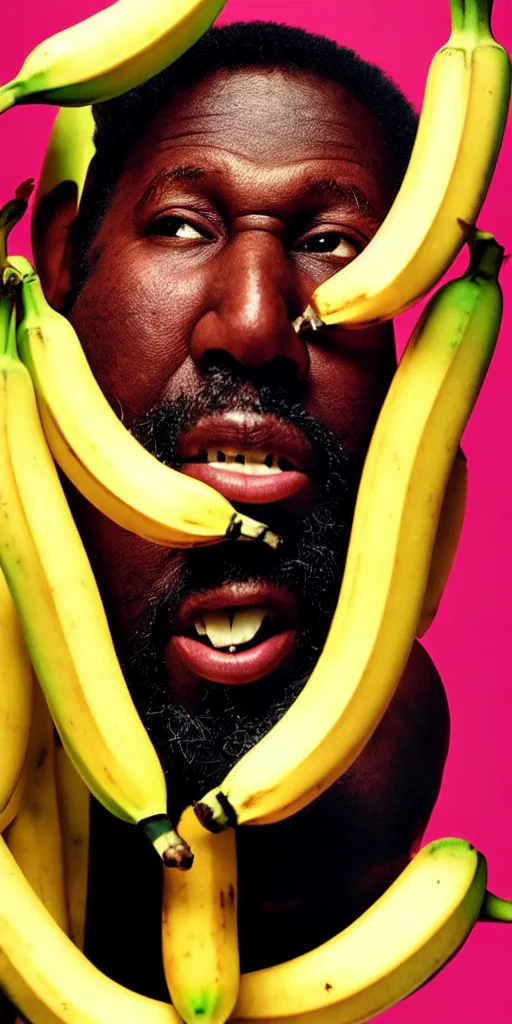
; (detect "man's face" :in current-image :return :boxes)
[64,67,398,817]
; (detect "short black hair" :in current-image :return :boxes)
[67,20,419,303]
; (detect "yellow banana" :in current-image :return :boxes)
[9,255,278,551]
[0,0,227,114]
[5,678,69,933]
[55,739,91,952]
[0,293,190,867]
[294,0,510,330]
[162,806,240,1024]
[0,759,29,835]
[0,680,69,1024]
[195,230,504,831]
[0,833,499,1024]
[233,838,487,1024]
[417,445,468,637]
[0,567,32,823]
[33,106,95,211]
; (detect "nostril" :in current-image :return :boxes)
[200,349,239,375]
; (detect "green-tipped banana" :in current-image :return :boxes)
[0,0,227,114]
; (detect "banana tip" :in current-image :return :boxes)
[140,813,194,869]
[194,793,236,833]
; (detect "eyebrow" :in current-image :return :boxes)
[134,166,382,226]
[305,178,382,225]
[134,165,206,216]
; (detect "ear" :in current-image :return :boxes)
[31,179,79,312]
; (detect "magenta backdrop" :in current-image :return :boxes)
[1,1,511,1021]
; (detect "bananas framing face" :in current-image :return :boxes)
[195,233,504,832]
[0,292,190,867]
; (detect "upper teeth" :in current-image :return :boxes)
[204,449,287,474]
[194,607,267,648]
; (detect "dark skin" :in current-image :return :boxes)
[31,67,450,996]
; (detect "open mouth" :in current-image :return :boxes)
[177,412,314,506]
[170,585,298,685]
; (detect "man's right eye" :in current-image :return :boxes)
[148,216,212,240]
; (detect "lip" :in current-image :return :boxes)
[177,412,314,506]
[170,631,296,685]
[171,582,299,685]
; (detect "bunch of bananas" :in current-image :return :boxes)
[0,0,510,1021]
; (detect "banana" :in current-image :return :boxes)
[0,759,29,835]
[8,255,278,551]
[5,678,69,934]
[0,681,69,1024]
[162,806,240,1024]
[0,293,190,867]
[195,230,504,832]
[33,106,95,212]
[0,0,227,114]
[55,738,91,952]
[0,833,494,1024]
[293,0,510,331]
[233,838,487,1024]
[0,566,32,823]
[417,445,468,637]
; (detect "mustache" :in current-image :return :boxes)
[129,362,359,646]
[120,362,362,812]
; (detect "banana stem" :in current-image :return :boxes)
[0,83,17,115]
[0,181,34,280]
[449,0,465,35]
[141,814,194,869]
[459,0,494,39]
[480,890,512,922]
[468,231,504,280]
[0,297,17,358]
[0,296,13,354]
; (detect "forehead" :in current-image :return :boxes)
[117,67,396,209]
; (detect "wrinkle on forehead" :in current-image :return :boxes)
[125,68,392,177]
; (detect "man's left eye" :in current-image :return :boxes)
[298,232,359,258]
[149,217,210,239]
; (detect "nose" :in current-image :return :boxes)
[189,228,310,381]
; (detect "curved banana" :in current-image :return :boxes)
[5,678,69,934]
[55,739,91,951]
[0,759,29,835]
[417,445,468,637]
[162,806,240,1024]
[294,0,510,330]
[0,293,190,867]
[0,834,492,1024]
[9,255,278,551]
[195,230,504,831]
[0,567,32,821]
[233,838,487,1024]
[0,0,227,114]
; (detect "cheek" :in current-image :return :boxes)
[306,326,396,457]
[69,243,200,424]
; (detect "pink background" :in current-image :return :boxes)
[1,0,511,1020]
